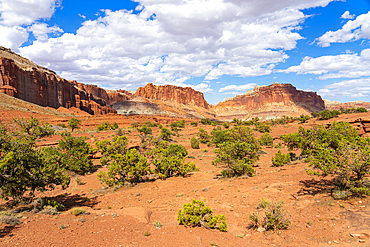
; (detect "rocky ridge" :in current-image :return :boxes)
[214,82,325,120]
[324,99,370,111]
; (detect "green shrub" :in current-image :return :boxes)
[160,127,173,141]
[249,200,290,231]
[222,122,230,129]
[201,118,213,125]
[113,122,119,129]
[150,142,198,178]
[137,124,152,135]
[68,118,81,132]
[210,127,227,147]
[197,128,211,144]
[45,131,94,175]
[96,136,150,186]
[271,150,291,167]
[190,122,198,127]
[177,199,227,232]
[212,126,260,177]
[259,133,273,146]
[255,122,270,133]
[231,118,242,125]
[171,120,185,128]
[191,137,200,149]
[0,118,69,201]
[298,115,310,123]
[97,121,115,131]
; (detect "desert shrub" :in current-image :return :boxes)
[177,199,227,232]
[42,198,64,211]
[259,133,273,146]
[0,118,70,201]
[212,126,260,177]
[150,142,197,178]
[197,128,211,144]
[70,208,86,216]
[112,122,119,129]
[257,198,270,209]
[97,121,115,131]
[137,124,152,135]
[201,118,213,125]
[0,215,21,225]
[191,137,200,149]
[171,120,185,128]
[298,115,310,123]
[356,107,368,113]
[231,118,242,125]
[96,136,150,186]
[222,122,230,129]
[271,150,291,167]
[255,122,270,133]
[249,200,290,231]
[49,131,94,174]
[210,127,227,147]
[160,127,173,141]
[307,137,370,196]
[68,118,81,132]
[190,122,198,127]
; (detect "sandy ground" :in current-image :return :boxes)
[1,110,370,247]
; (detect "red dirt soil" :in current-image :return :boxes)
[1,111,370,246]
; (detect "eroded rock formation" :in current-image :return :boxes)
[215,82,325,120]
[0,47,116,115]
[324,99,370,111]
[135,83,211,110]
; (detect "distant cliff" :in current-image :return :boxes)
[135,83,211,110]
[0,47,116,115]
[215,83,325,120]
[324,99,370,111]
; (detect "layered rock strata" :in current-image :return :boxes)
[215,83,325,120]
[0,47,116,115]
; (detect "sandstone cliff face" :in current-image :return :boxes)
[0,48,116,115]
[135,83,211,110]
[215,83,325,121]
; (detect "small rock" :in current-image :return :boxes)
[135,193,142,197]
[201,187,209,192]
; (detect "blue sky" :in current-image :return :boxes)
[1,0,370,104]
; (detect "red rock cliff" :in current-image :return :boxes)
[0,49,116,115]
[134,83,211,110]
[215,83,325,120]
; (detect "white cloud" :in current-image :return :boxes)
[317,10,370,47]
[341,11,355,20]
[282,48,370,79]
[0,0,61,26]
[28,23,63,42]
[8,0,336,90]
[0,25,28,51]
[318,78,370,98]
[219,83,257,92]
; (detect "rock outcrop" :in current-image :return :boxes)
[324,99,370,111]
[0,47,116,115]
[215,83,325,121]
[135,83,211,110]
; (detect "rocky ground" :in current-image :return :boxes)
[0,105,370,246]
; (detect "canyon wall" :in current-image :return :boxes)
[215,83,325,120]
[324,99,370,111]
[135,83,211,110]
[0,47,116,115]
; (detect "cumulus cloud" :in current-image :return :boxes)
[317,11,370,47]
[0,25,28,51]
[0,0,61,26]
[281,48,370,79]
[318,78,370,98]
[4,0,335,90]
[28,23,63,42]
[219,83,257,92]
[341,11,355,20]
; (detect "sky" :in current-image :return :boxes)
[1,0,370,104]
